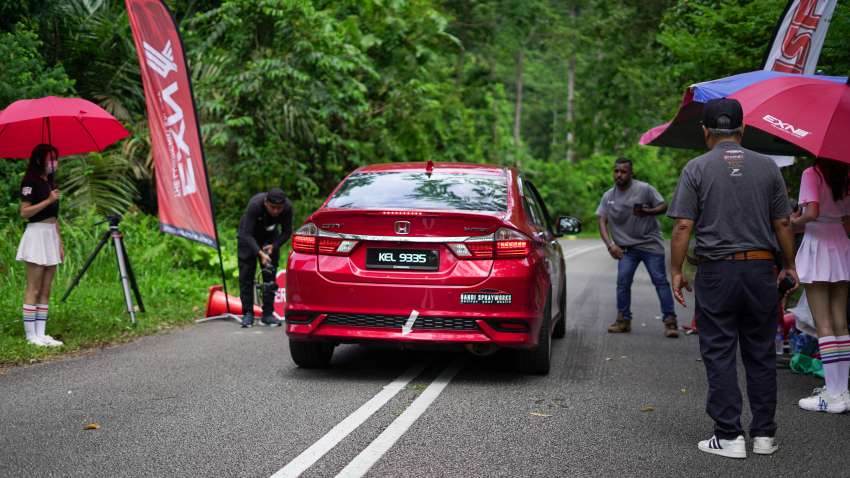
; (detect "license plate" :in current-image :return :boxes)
[366,248,439,271]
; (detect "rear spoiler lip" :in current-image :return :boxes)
[315,231,489,243]
[315,207,507,218]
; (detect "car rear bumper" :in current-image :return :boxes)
[285,255,546,349]
[286,318,531,347]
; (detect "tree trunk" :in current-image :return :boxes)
[566,3,577,162]
[566,55,575,162]
[454,1,469,86]
[513,48,524,146]
[488,57,499,163]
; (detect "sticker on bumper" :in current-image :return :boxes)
[460,293,512,305]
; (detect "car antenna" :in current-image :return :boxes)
[425,160,434,177]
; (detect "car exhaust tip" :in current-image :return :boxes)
[465,343,500,357]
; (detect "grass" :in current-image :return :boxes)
[0,212,224,366]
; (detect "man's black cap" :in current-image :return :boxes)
[702,98,743,129]
[266,188,286,205]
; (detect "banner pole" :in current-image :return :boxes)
[761,0,795,68]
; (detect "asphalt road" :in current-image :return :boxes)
[2,239,849,477]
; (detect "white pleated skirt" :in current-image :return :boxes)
[16,222,62,266]
[796,222,850,283]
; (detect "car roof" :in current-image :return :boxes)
[354,162,509,176]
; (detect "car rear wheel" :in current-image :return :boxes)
[553,275,566,339]
[289,339,335,369]
[518,292,552,375]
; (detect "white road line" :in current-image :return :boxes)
[335,357,466,478]
[270,360,429,478]
[563,244,604,261]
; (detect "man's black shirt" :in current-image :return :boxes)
[237,192,293,258]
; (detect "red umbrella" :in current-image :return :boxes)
[640,71,850,162]
[0,96,130,158]
[733,75,850,164]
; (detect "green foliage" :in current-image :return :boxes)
[58,152,139,217]
[526,146,681,232]
[0,23,75,108]
[185,0,513,223]
[0,23,76,222]
[658,0,786,82]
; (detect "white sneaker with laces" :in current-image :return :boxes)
[40,335,63,347]
[752,436,778,455]
[799,388,847,413]
[697,435,746,459]
[26,336,48,347]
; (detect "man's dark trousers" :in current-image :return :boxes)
[695,259,779,439]
[237,240,280,317]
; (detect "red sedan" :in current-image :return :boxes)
[285,162,581,374]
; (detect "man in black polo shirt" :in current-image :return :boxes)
[668,98,797,459]
[237,188,293,328]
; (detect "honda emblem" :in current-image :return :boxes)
[395,221,411,235]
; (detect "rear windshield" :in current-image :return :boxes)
[326,171,508,212]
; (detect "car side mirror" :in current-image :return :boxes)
[556,216,582,236]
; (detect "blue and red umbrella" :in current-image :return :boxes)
[640,70,849,163]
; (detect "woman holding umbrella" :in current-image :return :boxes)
[792,159,850,413]
[16,144,64,346]
[0,95,130,346]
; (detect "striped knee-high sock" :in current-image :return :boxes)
[819,336,850,395]
[829,335,850,394]
[22,304,37,340]
[35,303,48,338]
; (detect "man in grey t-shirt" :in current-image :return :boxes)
[597,157,678,337]
[667,98,797,458]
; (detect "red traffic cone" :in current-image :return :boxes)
[205,285,262,317]
[273,270,287,317]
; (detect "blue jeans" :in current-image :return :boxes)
[617,248,676,320]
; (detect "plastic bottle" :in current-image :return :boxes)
[775,324,784,356]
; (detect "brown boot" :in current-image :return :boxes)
[607,313,631,333]
[663,315,679,338]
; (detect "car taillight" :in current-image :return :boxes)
[495,228,531,258]
[292,223,359,256]
[292,223,318,253]
[447,240,494,259]
[448,228,530,260]
[318,237,359,256]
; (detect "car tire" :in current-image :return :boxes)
[518,292,552,375]
[289,339,334,369]
[553,274,567,339]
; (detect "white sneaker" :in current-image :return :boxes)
[752,436,778,455]
[26,336,48,347]
[697,435,746,459]
[839,391,850,410]
[799,388,848,413]
[40,335,63,347]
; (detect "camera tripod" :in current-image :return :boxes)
[61,215,144,324]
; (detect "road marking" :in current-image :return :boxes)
[270,360,429,478]
[335,357,466,478]
[563,244,604,261]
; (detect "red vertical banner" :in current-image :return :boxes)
[763,0,837,74]
[126,0,218,248]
